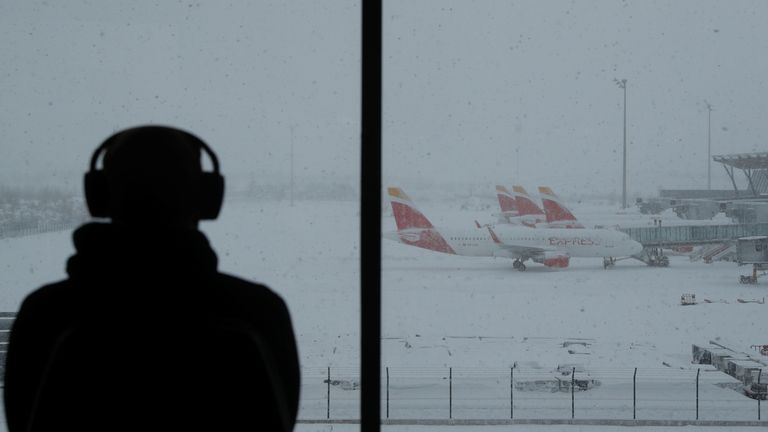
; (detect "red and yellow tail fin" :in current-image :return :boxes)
[388,187,435,230]
[387,187,455,254]
[495,185,518,213]
[538,186,579,224]
[511,185,545,217]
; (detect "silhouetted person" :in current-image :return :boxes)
[4,126,300,431]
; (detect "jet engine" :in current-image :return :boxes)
[535,252,570,268]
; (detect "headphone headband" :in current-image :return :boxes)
[88,128,220,174]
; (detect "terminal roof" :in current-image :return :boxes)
[713,152,768,170]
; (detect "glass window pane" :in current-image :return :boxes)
[383,0,767,425]
[0,2,359,429]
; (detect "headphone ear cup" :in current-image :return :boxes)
[84,171,110,218]
[199,173,224,220]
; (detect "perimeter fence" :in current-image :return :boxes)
[299,366,766,422]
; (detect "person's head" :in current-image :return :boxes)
[84,125,224,229]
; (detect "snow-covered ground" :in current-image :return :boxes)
[0,196,765,429]
[295,426,766,432]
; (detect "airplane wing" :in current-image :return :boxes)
[486,226,546,258]
[491,211,521,220]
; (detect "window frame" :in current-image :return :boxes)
[360,1,382,431]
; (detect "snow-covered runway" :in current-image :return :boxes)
[1,197,765,428]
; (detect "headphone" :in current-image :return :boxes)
[84,127,225,220]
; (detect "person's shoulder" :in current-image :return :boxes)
[208,273,294,322]
[213,273,274,294]
[212,272,288,308]
[22,280,72,303]
[17,280,74,314]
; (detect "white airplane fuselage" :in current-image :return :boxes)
[387,224,642,259]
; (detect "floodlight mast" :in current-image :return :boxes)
[614,78,628,209]
[707,103,712,190]
[290,124,295,207]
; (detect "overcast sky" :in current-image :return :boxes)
[2,1,767,199]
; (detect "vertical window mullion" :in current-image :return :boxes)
[361,0,382,430]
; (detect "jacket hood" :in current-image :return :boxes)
[66,222,218,288]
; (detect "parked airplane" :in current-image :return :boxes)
[493,185,545,227]
[493,185,519,222]
[510,185,546,226]
[495,185,583,229]
[538,186,585,229]
[386,187,644,270]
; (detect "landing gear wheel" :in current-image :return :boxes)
[513,260,526,271]
[603,257,616,269]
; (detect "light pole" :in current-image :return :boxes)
[290,124,295,207]
[707,103,712,190]
[614,78,628,209]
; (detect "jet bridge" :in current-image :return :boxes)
[619,223,768,266]
[735,236,768,284]
[620,223,768,247]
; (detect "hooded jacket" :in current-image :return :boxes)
[4,223,300,431]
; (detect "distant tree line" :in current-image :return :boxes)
[242,179,357,201]
[0,186,88,237]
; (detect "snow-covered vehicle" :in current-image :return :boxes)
[743,382,767,400]
[680,293,696,305]
[554,364,600,392]
[324,378,359,391]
